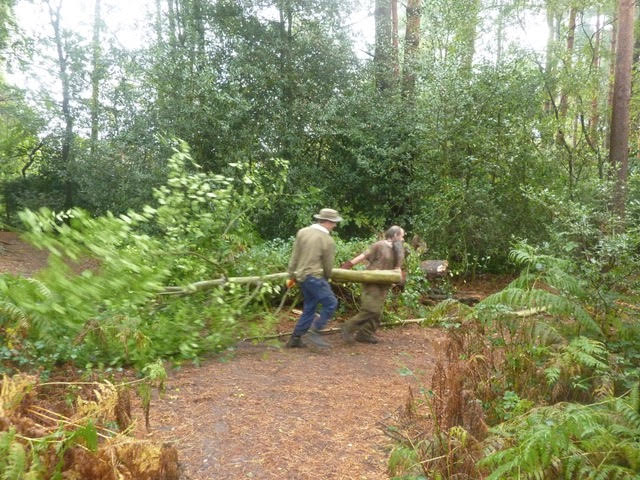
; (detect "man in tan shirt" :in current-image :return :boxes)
[286,208,342,349]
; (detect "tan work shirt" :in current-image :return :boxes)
[288,224,336,282]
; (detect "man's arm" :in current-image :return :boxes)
[288,232,301,277]
[321,240,336,279]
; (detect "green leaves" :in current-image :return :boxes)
[0,142,290,372]
[481,389,640,479]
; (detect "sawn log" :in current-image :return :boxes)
[162,268,402,295]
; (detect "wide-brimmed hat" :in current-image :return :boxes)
[313,208,343,223]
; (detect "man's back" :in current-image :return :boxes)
[288,225,336,281]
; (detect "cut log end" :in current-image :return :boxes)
[420,260,448,277]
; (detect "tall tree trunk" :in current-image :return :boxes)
[605,14,618,153]
[155,0,163,44]
[558,8,576,121]
[496,0,504,65]
[181,0,205,73]
[374,0,393,91]
[610,0,635,217]
[90,0,101,160]
[278,0,294,159]
[543,3,556,112]
[590,11,602,177]
[391,0,399,80]
[555,7,578,194]
[459,0,480,76]
[167,0,178,46]
[48,0,74,208]
[402,0,421,98]
[191,0,206,66]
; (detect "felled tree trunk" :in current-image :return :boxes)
[162,269,402,295]
[331,268,402,284]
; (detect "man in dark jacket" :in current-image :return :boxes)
[286,208,342,349]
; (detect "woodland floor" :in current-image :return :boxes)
[0,231,509,480]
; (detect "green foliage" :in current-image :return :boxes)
[0,143,283,372]
[496,391,534,422]
[481,387,640,479]
[477,243,602,337]
[388,445,421,478]
[3,440,26,480]
[388,231,640,477]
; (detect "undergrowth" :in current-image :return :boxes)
[0,142,294,373]
[386,236,640,479]
[0,366,174,480]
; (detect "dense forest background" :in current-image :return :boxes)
[3,0,637,270]
[3,1,640,478]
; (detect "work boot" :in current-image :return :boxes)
[305,328,331,349]
[341,323,355,344]
[285,334,306,348]
[354,332,379,344]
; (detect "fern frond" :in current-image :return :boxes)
[0,300,29,325]
[25,278,53,300]
[479,288,602,336]
[614,397,640,431]
[542,266,585,299]
[3,441,27,480]
[0,429,15,470]
[630,384,639,414]
[591,463,639,480]
[508,243,540,267]
[426,298,473,323]
[507,272,538,290]
[521,319,565,347]
[564,454,585,480]
[564,337,609,372]
[617,441,640,471]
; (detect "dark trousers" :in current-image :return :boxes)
[292,276,338,336]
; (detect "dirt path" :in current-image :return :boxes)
[0,231,49,276]
[146,325,447,480]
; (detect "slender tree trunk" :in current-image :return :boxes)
[278,0,294,159]
[605,15,618,153]
[374,0,393,91]
[402,0,421,98]
[555,8,577,194]
[90,0,101,160]
[590,11,602,177]
[167,0,178,46]
[496,0,504,65]
[558,8,576,121]
[155,0,163,44]
[391,0,399,80]
[610,0,635,217]
[544,3,556,112]
[191,0,205,66]
[48,0,74,208]
[459,0,480,76]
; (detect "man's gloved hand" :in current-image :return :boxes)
[340,260,354,269]
[400,270,407,285]
[286,278,296,289]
